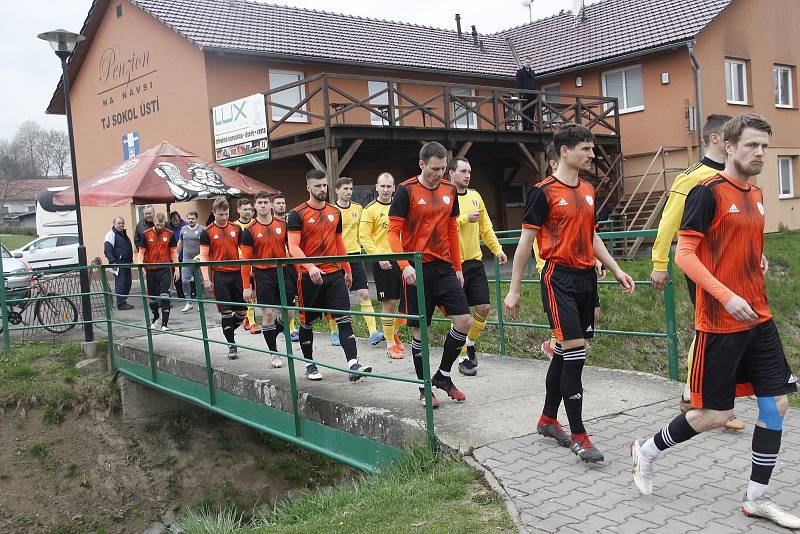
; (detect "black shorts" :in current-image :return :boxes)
[689,320,797,411]
[348,253,369,292]
[297,269,351,324]
[461,259,490,307]
[372,261,402,302]
[253,268,285,307]
[540,261,597,341]
[145,268,172,307]
[211,270,246,313]
[401,260,470,327]
[284,265,298,304]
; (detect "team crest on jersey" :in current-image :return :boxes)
[443,196,451,205]
[472,199,478,208]
[162,236,168,242]
[327,214,335,222]
[757,202,765,216]
[275,227,282,234]
[585,195,594,206]
[352,212,358,219]
[230,231,236,237]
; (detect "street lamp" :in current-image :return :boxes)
[38,29,94,343]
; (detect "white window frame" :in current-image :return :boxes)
[774,65,794,108]
[367,81,399,126]
[451,87,478,129]
[725,59,748,105]
[601,65,644,114]
[778,156,795,199]
[268,69,307,123]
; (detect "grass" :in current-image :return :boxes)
[177,446,514,534]
[0,234,34,250]
[256,431,348,488]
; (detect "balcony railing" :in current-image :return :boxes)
[262,73,620,140]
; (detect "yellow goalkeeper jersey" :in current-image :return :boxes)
[652,157,726,271]
[335,201,363,254]
[359,199,392,254]
[456,189,503,262]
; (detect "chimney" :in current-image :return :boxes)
[479,40,485,53]
[471,25,478,46]
[456,14,462,38]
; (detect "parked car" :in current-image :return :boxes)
[12,234,79,269]
[1,243,31,298]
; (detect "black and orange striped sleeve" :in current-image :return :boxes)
[522,186,548,229]
[679,185,715,237]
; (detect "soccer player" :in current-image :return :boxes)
[330,177,384,346]
[631,114,800,529]
[137,213,179,332]
[649,114,747,432]
[287,169,372,382]
[360,172,406,359]
[446,157,506,376]
[199,197,248,360]
[504,123,635,463]
[177,211,203,313]
[232,197,258,334]
[273,193,300,343]
[389,142,472,408]
[241,192,287,369]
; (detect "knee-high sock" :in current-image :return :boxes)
[150,301,160,321]
[246,306,256,327]
[542,344,564,419]
[335,316,358,363]
[412,338,424,389]
[460,309,487,357]
[329,317,338,334]
[289,316,297,332]
[261,323,280,352]
[299,322,314,362]
[161,309,170,327]
[221,313,239,344]
[382,318,395,347]
[360,300,377,335]
[439,328,467,375]
[646,412,699,458]
[560,346,586,435]
[749,426,782,500]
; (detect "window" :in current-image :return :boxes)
[506,183,525,207]
[725,59,748,104]
[451,87,478,129]
[774,65,793,108]
[367,81,398,125]
[57,236,79,246]
[779,156,795,199]
[268,70,307,123]
[32,237,58,250]
[602,65,643,113]
[541,83,561,103]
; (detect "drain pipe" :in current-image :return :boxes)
[687,40,705,155]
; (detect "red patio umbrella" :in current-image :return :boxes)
[55,141,278,207]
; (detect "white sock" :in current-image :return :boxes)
[682,384,691,402]
[641,438,661,459]
[466,338,475,347]
[746,480,769,501]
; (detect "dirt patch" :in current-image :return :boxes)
[0,407,354,533]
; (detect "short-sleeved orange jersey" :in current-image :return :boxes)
[522,176,597,270]
[199,222,242,272]
[240,219,287,270]
[679,173,771,333]
[388,176,460,263]
[287,202,343,273]
[140,227,177,269]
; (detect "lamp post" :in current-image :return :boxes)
[38,29,94,342]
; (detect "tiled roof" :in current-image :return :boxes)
[2,179,72,202]
[501,0,733,74]
[131,0,517,78]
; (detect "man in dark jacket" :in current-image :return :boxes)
[104,216,134,310]
[134,204,155,251]
[515,57,538,130]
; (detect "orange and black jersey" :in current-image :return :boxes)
[523,176,597,270]
[140,227,177,268]
[199,222,243,272]
[680,173,771,333]
[287,202,343,273]
[240,219,287,270]
[388,177,460,264]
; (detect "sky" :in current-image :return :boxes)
[0,0,597,140]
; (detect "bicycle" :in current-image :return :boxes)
[1,271,79,334]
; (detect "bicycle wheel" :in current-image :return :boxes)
[35,294,79,334]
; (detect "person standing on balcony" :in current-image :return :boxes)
[446,157,506,377]
[649,113,747,432]
[137,213,179,332]
[504,123,635,463]
[515,57,538,131]
[103,216,134,311]
[287,169,372,382]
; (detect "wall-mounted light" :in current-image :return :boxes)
[661,72,670,85]
[575,76,583,87]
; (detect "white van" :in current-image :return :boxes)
[36,187,78,237]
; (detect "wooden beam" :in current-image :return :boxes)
[516,142,540,174]
[305,152,326,173]
[337,139,363,175]
[324,147,339,202]
[456,141,473,159]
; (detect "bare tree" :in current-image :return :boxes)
[45,130,71,178]
[12,120,43,178]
